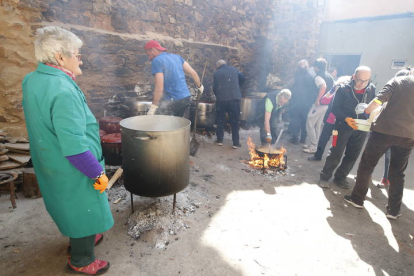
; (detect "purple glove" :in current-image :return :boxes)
[66,150,103,179]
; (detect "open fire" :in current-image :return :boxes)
[246,136,287,170]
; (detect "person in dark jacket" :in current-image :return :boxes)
[287,59,317,145]
[213,60,245,148]
[256,89,291,146]
[319,66,376,189]
[344,70,414,220]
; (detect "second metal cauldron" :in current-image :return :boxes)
[190,102,215,128]
[120,115,190,197]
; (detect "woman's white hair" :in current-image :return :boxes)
[278,89,292,100]
[35,26,83,65]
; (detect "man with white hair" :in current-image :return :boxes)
[344,68,414,220]
[213,59,245,148]
[319,66,376,189]
[256,89,291,146]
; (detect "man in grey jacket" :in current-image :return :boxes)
[344,70,414,220]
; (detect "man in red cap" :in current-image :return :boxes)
[144,40,204,117]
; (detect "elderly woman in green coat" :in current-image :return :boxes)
[22,26,114,275]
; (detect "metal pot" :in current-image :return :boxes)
[120,115,190,197]
[101,133,122,166]
[191,102,215,127]
[126,100,152,116]
[255,146,283,158]
[239,97,262,122]
[99,117,123,134]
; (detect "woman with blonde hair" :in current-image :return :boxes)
[22,26,113,275]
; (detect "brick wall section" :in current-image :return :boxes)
[0,0,323,136]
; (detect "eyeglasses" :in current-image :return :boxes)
[355,78,370,84]
[73,53,82,62]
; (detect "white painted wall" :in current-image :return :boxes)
[319,16,414,89]
[324,0,414,21]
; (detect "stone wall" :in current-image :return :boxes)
[0,0,324,136]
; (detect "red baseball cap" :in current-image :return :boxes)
[144,40,167,51]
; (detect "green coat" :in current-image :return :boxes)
[22,63,114,238]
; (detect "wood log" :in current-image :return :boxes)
[0,160,22,170]
[22,168,42,198]
[0,155,9,162]
[7,148,31,155]
[7,153,31,164]
[4,143,30,151]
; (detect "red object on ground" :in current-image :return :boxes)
[99,117,123,134]
[101,133,121,143]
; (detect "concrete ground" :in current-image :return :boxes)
[1,127,413,276]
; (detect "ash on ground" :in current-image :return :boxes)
[241,162,290,180]
[127,196,200,249]
[106,181,128,203]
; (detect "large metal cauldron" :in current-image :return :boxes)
[190,102,215,127]
[239,97,262,122]
[126,100,152,116]
[120,115,190,197]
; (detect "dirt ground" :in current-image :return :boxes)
[1,127,414,276]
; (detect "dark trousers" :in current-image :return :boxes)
[383,148,391,179]
[156,96,191,118]
[351,132,414,213]
[69,235,96,267]
[314,122,334,159]
[290,107,309,142]
[320,128,367,181]
[216,100,240,145]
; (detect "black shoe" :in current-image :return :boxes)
[343,195,364,209]
[334,178,350,189]
[386,212,402,220]
[318,179,330,189]
[289,138,299,145]
[308,156,321,161]
[385,205,402,220]
[232,144,241,149]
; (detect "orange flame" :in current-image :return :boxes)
[247,136,286,170]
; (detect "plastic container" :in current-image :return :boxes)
[355,119,371,132]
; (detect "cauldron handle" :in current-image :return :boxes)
[132,135,157,140]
